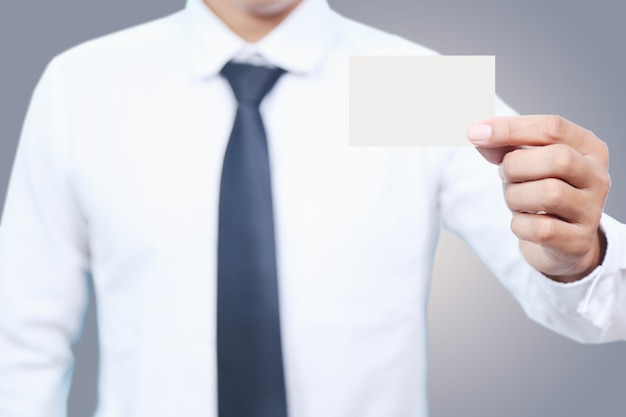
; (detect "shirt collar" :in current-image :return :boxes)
[182,0,337,79]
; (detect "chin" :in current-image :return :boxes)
[231,0,302,16]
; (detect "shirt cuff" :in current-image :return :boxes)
[533,213,625,331]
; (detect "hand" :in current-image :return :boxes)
[467,115,610,283]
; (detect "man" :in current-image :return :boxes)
[0,0,624,416]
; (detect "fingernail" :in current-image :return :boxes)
[467,124,492,143]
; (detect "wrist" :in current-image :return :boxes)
[547,227,607,283]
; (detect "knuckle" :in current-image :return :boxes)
[596,138,610,166]
[581,189,605,226]
[546,115,566,141]
[597,171,612,194]
[550,144,575,174]
[504,118,517,145]
[541,179,564,211]
[511,213,557,244]
[585,130,609,167]
[588,167,611,199]
[587,206,603,228]
[602,173,613,194]
[534,216,557,244]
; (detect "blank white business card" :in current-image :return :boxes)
[349,55,495,146]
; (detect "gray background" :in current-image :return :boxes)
[0,0,624,416]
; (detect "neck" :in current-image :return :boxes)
[203,0,302,42]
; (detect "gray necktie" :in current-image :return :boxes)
[217,61,288,417]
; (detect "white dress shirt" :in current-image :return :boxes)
[1,0,625,416]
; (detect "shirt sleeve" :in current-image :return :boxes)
[0,58,90,417]
[437,96,626,343]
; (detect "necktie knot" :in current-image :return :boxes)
[221,61,285,105]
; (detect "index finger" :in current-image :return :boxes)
[467,115,595,155]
